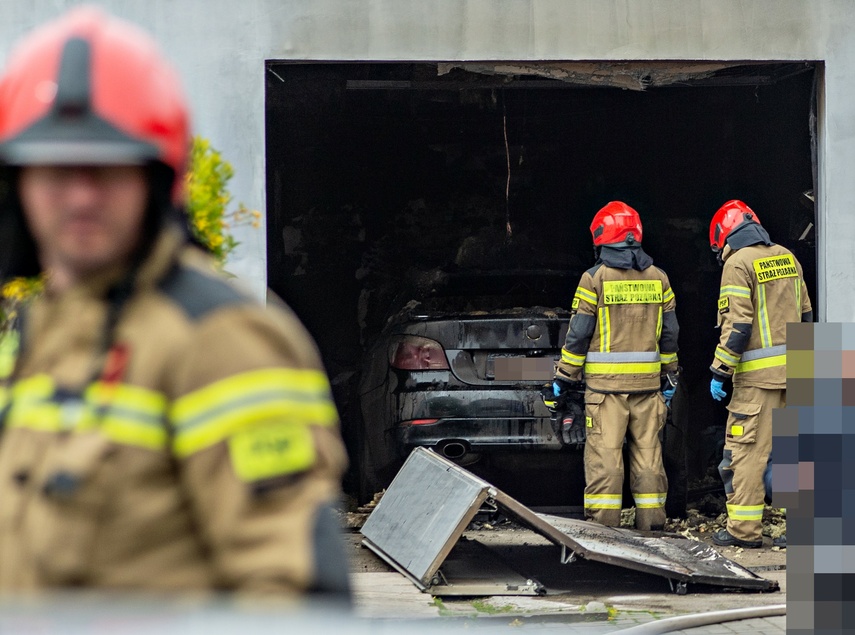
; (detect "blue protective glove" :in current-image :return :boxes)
[662,387,675,408]
[553,381,565,397]
[710,377,727,401]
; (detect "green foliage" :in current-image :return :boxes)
[470,599,515,614]
[1,277,43,335]
[185,136,260,264]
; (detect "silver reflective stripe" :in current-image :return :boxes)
[740,344,786,362]
[585,351,661,363]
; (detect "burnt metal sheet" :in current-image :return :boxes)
[519,512,777,592]
[362,447,779,595]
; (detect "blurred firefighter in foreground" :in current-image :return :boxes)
[553,202,679,531]
[0,7,350,597]
[708,200,811,549]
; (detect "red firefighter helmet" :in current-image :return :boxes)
[0,6,190,200]
[709,200,761,251]
[590,201,643,246]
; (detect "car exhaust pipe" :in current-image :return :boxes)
[437,441,468,460]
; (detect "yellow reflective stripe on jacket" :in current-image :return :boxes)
[561,348,585,367]
[634,492,666,508]
[660,352,677,364]
[7,375,63,432]
[656,306,663,341]
[171,368,337,459]
[585,362,661,375]
[6,375,169,449]
[720,285,751,299]
[598,307,610,352]
[85,381,168,450]
[735,354,786,374]
[758,284,772,347]
[585,352,660,375]
[584,493,622,510]
[663,288,675,303]
[726,502,764,521]
[575,287,598,305]
[714,347,741,368]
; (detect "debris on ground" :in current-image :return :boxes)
[620,507,636,528]
[662,504,786,542]
[359,489,386,513]
[342,490,387,530]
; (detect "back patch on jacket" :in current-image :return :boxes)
[602,280,663,305]
[753,254,798,283]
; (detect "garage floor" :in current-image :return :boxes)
[346,524,786,630]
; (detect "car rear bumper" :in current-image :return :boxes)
[397,416,563,454]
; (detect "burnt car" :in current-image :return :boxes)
[355,268,580,504]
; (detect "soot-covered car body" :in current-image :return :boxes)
[355,269,576,502]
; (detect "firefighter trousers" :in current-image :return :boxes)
[718,385,783,542]
[583,390,668,530]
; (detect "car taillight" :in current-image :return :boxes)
[389,335,450,370]
[408,419,440,426]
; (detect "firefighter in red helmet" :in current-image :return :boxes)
[0,7,350,597]
[553,201,680,530]
[708,200,811,549]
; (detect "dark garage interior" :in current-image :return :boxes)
[265,61,818,507]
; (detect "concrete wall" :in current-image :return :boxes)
[0,1,850,319]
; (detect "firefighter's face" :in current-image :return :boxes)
[18,165,148,284]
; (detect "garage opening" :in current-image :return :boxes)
[265,61,818,506]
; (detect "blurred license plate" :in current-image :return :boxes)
[491,356,554,381]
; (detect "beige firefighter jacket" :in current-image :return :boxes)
[0,225,349,594]
[555,258,679,393]
[711,242,811,388]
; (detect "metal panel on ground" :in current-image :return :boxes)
[361,447,778,596]
[360,446,491,589]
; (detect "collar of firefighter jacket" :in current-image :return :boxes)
[725,222,773,251]
[130,222,191,291]
[597,245,654,271]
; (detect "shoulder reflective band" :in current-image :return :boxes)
[171,367,337,459]
[718,297,729,311]
[663,287,675,303]
[753,254,798,283]
[602,280,663,305]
